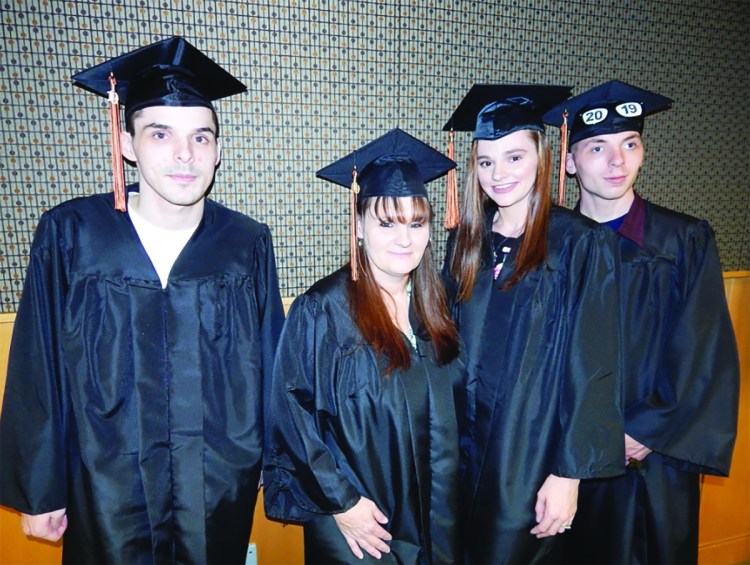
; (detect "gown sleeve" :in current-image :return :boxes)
[0,211,70,514]
[624,221,739,476]
[263,293,361,522]
[441,229,459,305]
[441,230,476,479]
[254,227,286,426]
[554,225,625,479]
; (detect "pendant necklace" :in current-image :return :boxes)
[405,281,417,349]
[493,234,512,280]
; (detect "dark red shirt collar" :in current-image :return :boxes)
[575,191,645,248]
[617,191,646,247]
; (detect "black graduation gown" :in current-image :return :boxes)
[0,189,285,564]
[263,268,464,564]
[562,197,739,565]
[446,206,625,565]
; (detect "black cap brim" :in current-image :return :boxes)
[316,128,456,200]
[444,84,572,135]
[543,80,673,145]
[71,36,246,111]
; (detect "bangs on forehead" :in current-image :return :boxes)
[367,196,433,224]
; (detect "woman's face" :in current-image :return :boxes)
[475,129,539,211]
[358,197,431,286]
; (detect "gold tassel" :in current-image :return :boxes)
[349,167,360,281]
[444,129,459,229]
[108,74,126,212]
[557,110,568,207]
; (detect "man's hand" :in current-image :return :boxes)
[333,497,392,559]
[625,433,652,466]
[21,508,67,542]
[530,474,579,538]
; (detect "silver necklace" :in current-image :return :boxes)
[406,281,417,349]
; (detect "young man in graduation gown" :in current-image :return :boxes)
[544,80,739,564]
[0,37,285,564]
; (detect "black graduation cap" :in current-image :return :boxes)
[543,80,673,147]
[70,37,246,212]
[71,36,246,116]
[316,128,456,201]
[316,128,456,281]
[443,84,573,140]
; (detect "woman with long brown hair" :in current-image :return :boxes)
[264,129,464,564]
[443,85,624,564]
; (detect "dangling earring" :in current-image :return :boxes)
[357,238,364,248]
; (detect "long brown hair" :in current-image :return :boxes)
[449,130,551,300]
[349,196,460,375]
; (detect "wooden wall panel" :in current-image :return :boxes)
[698,273,750,565]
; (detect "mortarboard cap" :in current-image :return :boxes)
[317,128,456,281]
[71,36,246,117]
[543,80,673,147]
[316,128,456,201]
[443,84,572,141]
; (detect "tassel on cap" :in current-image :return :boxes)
[444,129,459,229]
[349,167,360,281]
[557,109,568,206]
[107,74,126,212]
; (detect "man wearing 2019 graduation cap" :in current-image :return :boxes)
[0,37,284,563]
[544,80,739,564]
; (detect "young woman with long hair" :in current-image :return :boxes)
[264,129,464,564]
[444,85,625,564]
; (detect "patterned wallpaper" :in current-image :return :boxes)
[1,0,748,311]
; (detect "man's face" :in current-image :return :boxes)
[566,130,644,203]
[120,105,221,210]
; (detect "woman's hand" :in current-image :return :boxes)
[625,433,652,466]
[530,474,579,538]
[333,497,392,559]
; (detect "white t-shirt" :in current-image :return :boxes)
[127,194,199,288]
